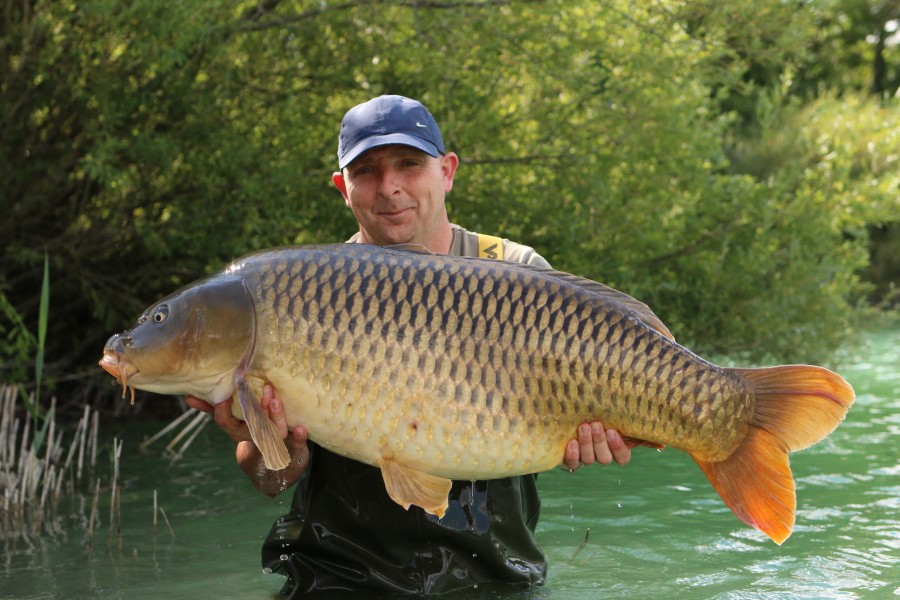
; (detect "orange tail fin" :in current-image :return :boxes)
[693,365,854,544]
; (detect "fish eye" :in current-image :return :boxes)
[151,305,169,323]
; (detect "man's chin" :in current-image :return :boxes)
[372,222,417,244]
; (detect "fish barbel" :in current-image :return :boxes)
[99,244,854,544]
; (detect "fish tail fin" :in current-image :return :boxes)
[693,365,854,545]
[734,365,855,452]
[694,427,795,544]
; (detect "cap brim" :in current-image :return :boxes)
[339,133,440,169]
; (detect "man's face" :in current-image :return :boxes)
[333,145,458,248]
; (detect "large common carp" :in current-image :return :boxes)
[100,244,854,544]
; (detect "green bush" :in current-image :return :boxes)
[1,0,896,407]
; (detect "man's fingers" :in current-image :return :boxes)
[211,399,254,442]
[577,423,595,465]
[268,396,289,439]
[288,425,308,447]
[213,399,236,426]
[262,383,291,439]
[261,383,274,410]
[606,429,632,466]
[562,421,633,471]
[287,425,310,469]
[563,439,580,471]
[589,422,614,465]
[185,395,214,414]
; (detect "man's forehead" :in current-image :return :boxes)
[350,145,431,164]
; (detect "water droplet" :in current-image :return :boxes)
[263,567,273,575]
[617,503,623,508]
[280,553,289,561]
[472,553,478,558]
[473,584,479,589]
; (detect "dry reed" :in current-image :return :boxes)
[2,384,194,549]
[0,384,102,543]
[140,407,210,463]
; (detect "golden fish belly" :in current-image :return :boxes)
[245,246,755,479]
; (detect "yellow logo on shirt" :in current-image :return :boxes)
[477,234,505,260]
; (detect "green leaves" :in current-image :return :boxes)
[35,252,49,407]
[1,0,897,405]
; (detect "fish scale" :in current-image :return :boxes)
[100,243,854,543]
[244,246,748,477]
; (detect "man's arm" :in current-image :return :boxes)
[186,384,309,497]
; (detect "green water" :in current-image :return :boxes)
[2,329,897,599]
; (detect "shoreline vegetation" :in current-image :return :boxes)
[0,0,897,538]
[0,384,120,547]
[2,1,897,414]
[0,381,206,541]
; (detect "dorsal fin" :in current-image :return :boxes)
[376,245,674,341]
[556,273,673,340]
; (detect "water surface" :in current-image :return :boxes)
[2,329,897,599]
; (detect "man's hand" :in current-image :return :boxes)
[562,422,632,470]
[185,395,251,442]
[186,384,309,496]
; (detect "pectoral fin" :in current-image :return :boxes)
[379,458,452,518]
[235,378,290,471]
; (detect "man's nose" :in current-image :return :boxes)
[377,168,401,197]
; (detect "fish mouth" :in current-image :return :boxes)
[99,347,139,405]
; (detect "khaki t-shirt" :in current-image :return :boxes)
[347,223,550,267]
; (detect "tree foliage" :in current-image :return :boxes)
[1,0,897,405]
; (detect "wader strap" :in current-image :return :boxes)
[477,233,505,260]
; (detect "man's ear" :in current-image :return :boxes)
[441,152,459,193]
[332,171,350,204]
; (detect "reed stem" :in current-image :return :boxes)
[0,384,111,544]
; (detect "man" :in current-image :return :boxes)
[188,95,631,596]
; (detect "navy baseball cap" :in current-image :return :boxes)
[337,95,445,169]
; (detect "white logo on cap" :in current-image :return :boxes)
[415,122,428,128]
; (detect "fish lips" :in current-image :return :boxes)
[99,350,132,379]
[99,333,140,394]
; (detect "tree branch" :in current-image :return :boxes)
[242,0,284,22]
